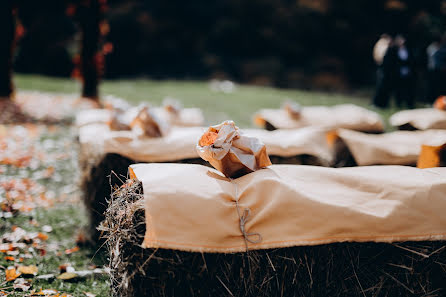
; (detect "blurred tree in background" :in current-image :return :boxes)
[11,0,446,91]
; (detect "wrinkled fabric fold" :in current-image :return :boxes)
[335,129,446,166]
[130,163,446,253]
[390,108,446,130]
[254,104,384,132]
[78,123,334,164]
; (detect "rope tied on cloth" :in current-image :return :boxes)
[233,181,262,251]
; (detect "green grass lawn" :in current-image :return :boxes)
[14,74,404,129]
[1,74,411,296]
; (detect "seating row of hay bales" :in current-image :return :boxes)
[78,104,446,242]
[78,120,332,241]
[76,102,446,295]
[100,164,446,297]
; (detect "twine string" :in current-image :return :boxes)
[233,181,263,251]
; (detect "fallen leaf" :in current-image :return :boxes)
[5,267,21,281]
[64,246,79,255]
[43,166,55,178]
[42,225,53,233]
[57,272,78,281]
[59,263,70,273]
[84,293,96,297]
[18,265,38,276]
[36,273,55,281]
[34,289,58,295]
[5,256,15,261]
[13,278,31,291]
[37,232,48,241]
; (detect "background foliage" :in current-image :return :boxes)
[13,0,446,90]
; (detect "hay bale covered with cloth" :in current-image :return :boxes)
[101,163,446,297]
[78,118,334,242]
[254,103,384,133]
[390,108,446,131]
[327,128,446,167]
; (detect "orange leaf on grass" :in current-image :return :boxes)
[65,246,80,255]
[5,267,21,281]
[37,232,49,241]
[18,265,38,276]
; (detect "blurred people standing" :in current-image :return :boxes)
[394,35,416,109]
[372,34,393,108]
[429,34,446,102]
[426,39,440,102]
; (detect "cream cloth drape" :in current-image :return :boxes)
[335,129,446,166]
[130,163,446,253]
[254,104,384,132]
[390,108,446,130]
[78,124,334,163]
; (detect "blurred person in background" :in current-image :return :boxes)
[429,33,446,102]
[426,38,440,102]
[373,34,417,109]
[394,35,416,108]
[372,34,393,108]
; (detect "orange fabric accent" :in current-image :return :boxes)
[417,144,446,168]
[325,130,339,148]
[131,163,446,253]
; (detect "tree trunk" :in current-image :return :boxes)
[0,0,15,99]
[79,0,101,100]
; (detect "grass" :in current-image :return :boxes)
[1,74,413,296]
[14,74,405,129]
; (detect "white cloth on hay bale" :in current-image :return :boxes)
[390,108,446,130]
[334,128,446,166]
[78,123,334,164]
[130,163,446,253]
[254,104,384,132]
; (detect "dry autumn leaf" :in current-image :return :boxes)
[13,278,31,291]
[37,232,49,241]
[18,265,38,276]
[65,246,80,255]
[34,289,58,295]
[57,272,78,281]
[5,267,21,281]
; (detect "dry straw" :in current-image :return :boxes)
[100,180,446,297]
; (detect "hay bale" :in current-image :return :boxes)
[79,152,208,243]
[101,181,446,297]
[331,137,357,167]
[80,151,323,243]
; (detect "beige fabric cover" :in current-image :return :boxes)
[153,107,204,127]
[78,124,334,163]
[390,108,446,130]
[75,107,204,127]
[131,163,446,253]
[336,129,446,166]
[254,104,384,132]
[75,109,112,127]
